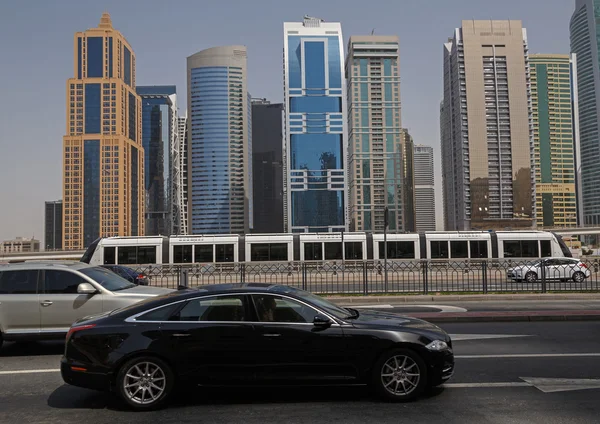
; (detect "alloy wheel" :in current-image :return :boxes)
[123,361,167,405]
[380,355,421,396]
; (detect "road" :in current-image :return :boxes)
[1,321,600,423]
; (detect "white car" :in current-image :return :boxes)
[507,257,591,283]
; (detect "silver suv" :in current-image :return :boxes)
[0,261,173,348]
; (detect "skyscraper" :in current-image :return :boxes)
[345,35,406,232]
[283,16,347,233]
[251,99,284,233]
[401,129,416,232]
[413,145,436,232]
[187,46,252,234]
[177,114,189,235]
[62,13,144,249]
[571,0,600,226]
[44,200,63,250]
[530,54,578,228]
[441,20,534,231]
[136,85,180,236]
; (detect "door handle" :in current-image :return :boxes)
[263,333,281,338]
[172,333,191,337]
[40,301,53,307]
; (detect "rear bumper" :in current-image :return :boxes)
[60,359,111,392]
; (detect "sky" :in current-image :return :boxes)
[0,0,574,245]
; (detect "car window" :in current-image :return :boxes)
[0,270,38,294]
[44,270,87,294]
[176,295,246,322]
[253,294,318,323]
[136,303,182,321]
[80,267,136,291]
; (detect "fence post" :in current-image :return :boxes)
[482,261,488,294]
[302,262,307,291]
[240,263,246,284]
[541,262,547,293]
[178,266,188,290]
[422,260,429,295]
[363,261,368,296]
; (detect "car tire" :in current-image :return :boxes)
[371,348,428,402]
[525,271,538,283]
[572,271,585,283]
[116,356,174,411]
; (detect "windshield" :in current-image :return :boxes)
[80,267,137,292]
[524,259,543,267]
[268,285,352,320]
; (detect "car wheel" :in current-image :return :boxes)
[372,348,427,402]
[572,271,585,283]
[525,271,538,283]
[116,356,174,411]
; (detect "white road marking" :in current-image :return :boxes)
[519,377,600,393]
[409,305,468,313]
[450,334,534,341]
[0,369,60,375]
[351,305,394,309]
[444,382,530,388]
[456,353,600,359]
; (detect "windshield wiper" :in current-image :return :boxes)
[345,307,360,319]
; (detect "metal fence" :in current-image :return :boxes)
[125,258,600,295]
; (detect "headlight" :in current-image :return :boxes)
[426,340,449,351]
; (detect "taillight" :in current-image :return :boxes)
[66,324,96,341]
[580,263,588,268]
[138,274,146,279]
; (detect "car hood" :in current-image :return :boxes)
[112,285,174,296]
[348,310,450,340]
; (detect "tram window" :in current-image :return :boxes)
[194,245,213,263]
[304,243,323,261]
[118,246,157,264]
[324,242,343,260]
[174,245,192,263]
[215,244,234,262]
[541,240,552,257]
[378,241,415,259]
[470,241,488,258]
[503,240,539,258]
[250,243,288,261]
[103,247,116,264]
[450,241,468,259]
[344,242,363,260]
[430,241,449,259]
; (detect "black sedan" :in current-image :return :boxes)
[61,283,454,410]
[101,265,149,285]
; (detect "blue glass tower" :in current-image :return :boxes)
[283,16,348,233]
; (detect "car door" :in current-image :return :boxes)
[249,293,353,384]
[0,269,41,336]
[158,294,257,385]
[542,259,559,280]
[39,269,104,334]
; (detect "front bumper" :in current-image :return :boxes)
[61,359,111,392]
[427,349,455,386]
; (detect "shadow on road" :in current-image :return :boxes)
[47,384,445,411]
[0,341,64,357]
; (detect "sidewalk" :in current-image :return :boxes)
[324,293,600,323]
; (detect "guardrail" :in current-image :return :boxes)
[125,259,600,294]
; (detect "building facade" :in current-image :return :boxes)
[136,85,180,236]
[570,0,600,226]
[345,35,406,232]
[0,238,40,254]
[44,200,63,250]
[62,13,144,249]
[283,16,348,233]
[401,129,416,232]
[251,99,284,233]
[187,46,252,234]
[177,114,189,235]
[441,20,535,231]
[530,54,578,228]
[413,145,436,232]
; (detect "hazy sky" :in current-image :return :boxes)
[0,0,574,244]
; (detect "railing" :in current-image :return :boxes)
[125,259,600,295]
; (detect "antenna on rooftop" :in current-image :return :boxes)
[371,28,375,35]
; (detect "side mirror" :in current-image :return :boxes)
[77,283,97,295]
[313,315,332,327]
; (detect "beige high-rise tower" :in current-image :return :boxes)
[62,13,144,250]
[441,20,535,231]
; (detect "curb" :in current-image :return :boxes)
[325,293,600,304]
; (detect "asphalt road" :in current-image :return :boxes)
[1,321,600,423]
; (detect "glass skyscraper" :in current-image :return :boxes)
[137,85,180,236]
[571,0,600,226]
[62,13,144,249]
[186,46,252,234]
[283,16,347,233]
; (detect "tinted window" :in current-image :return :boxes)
[304,242,323,260]
[250,243,289,261]
[194,245,213,262]
[324,242,343,260]
[470,241,488,258]
[378,241,415,259]
[344,242,363,260]
[503,240,539,258]
[86,37,103,78]
[174,245,192,263]
[450,241,468,258]
[253,294,317,323]
[118,246,157,264]
[44,270,87,294]
[541,240,552,257]
[431,241,449,259]
[215,244,234,263]
[137,303,181,322]
[0,270,38,294]
[104,246,116,264]
[176,296,245,322]
[80,267,136,291]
